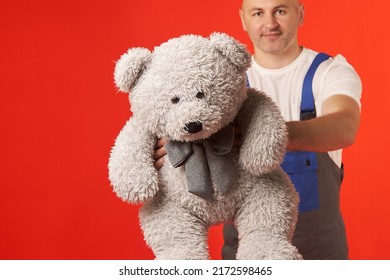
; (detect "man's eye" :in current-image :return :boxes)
[275,9,286,15]
[253,12,263,16]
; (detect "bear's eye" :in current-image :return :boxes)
[171,96,180,104]
[196,91,205,99]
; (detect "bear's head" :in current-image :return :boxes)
[114,32,251,142]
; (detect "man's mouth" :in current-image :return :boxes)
[262,32,282,40]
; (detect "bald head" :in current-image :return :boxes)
[241,0,301,9]
[240,0,304,22]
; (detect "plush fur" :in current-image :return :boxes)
[109,33,301,260]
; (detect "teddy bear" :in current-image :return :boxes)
[108,32,301,260]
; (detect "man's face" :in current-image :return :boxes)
[240,0,304,55]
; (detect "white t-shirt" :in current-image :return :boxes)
[246,48,362,167]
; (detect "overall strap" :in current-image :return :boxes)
[245,73,250,88]
[300,53,331,120]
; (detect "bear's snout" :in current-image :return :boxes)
[184,122,203,134]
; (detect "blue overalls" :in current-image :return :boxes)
[281,53,332,213]
[222,53,348,260]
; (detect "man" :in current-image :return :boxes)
[154,0,362,259]
[222,0,362,259]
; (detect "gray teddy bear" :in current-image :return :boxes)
[108,32,301,260]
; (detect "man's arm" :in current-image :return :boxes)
[286,94,360,152]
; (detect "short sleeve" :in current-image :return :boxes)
[316,54,362,108]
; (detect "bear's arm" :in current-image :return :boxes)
[237,88,287,175]
[108,118,159,204]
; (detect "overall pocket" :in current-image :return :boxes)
[281,151,319,212]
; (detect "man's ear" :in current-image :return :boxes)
[114,47,151,93]
[239,9,247,32]
[209,32,251,72]
[299,4,305,25]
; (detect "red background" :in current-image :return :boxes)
[1,0,389,260]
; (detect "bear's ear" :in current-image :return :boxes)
[209,32,251,71]
[114,47,151,93]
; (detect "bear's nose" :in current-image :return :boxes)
[184,122,203,134]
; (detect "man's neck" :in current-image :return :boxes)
[253,45,303,69]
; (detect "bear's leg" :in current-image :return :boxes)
[235,175,302,260]
[139,200,209,260]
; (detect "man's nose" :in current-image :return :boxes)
[264,14,278,29]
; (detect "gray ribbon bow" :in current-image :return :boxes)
[165,125,238,200]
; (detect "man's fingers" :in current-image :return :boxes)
[153,138,167,165]
[153,145,167,160]
[154,156,165,170]
[155,138,167,149]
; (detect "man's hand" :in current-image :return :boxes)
[153,138,167,169]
